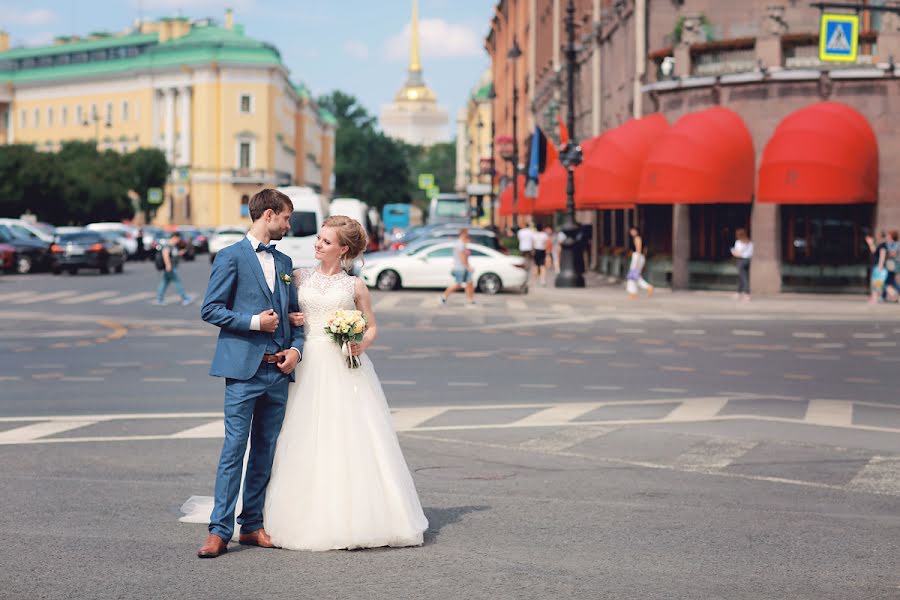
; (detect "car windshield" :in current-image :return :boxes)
[59,232,103,243]
[289,211,318,237]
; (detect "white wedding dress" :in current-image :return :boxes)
[182,268,428,551]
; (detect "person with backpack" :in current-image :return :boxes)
[154,231,195,306]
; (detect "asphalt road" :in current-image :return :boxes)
[1,260,898,599]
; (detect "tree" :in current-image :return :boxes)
[125,148,169,222]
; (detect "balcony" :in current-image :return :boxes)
[230,168,274,184]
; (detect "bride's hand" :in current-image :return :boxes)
[348,342,365,356]
[288,312,305,326]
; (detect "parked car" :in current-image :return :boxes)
[0,218,56,244]
[85,222,140,258]
[178,226,208,254]
[50,231,126,275]
[208,225,248,263]
[141,226,167,259]
[54,226,85,236]
[0,224,53,274]
[359,241,528,295]
[0,244,15,272]
[153,227,196,261]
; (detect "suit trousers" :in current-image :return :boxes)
[208,363,290,541]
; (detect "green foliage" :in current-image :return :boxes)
[0,142,168,224]
[399,141,457,209]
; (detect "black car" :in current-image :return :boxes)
[178,226,207,255]
[50,231,126,275]
[0,224,52,274]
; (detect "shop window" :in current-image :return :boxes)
[781,204,872,266]
[690,204,751,261]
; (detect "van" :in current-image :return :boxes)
[428,194,470,225]
[329,198,381,250]
[276,186,329,269]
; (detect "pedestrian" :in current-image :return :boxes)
[516,221,535,276]
[154,231,195,306]
[552,227,565,273]
[885,230,900,302]
[439,228,476,307]
[866,231,888,303]
[731,228,753,301]
[531,225,549,286]
[626,227,653,298]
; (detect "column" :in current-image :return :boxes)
[163,88,175,165]
[5,105,13,144]
[179,86,192,166]
[151,90,161,150]
[750,203,782,295]
[672,204,691,290]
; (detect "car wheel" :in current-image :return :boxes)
[477,273,502,295]
[16,256,32,274]
[100,265,110,275]
[115,263,124,274]
[67,267,78,275]
[52,267,62,275]
[376,269,401,291]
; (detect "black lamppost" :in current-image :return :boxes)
[508,35,523,231]
[83,105,112,150]
[487,86,497,232]
[476,115,485,226]
[556,0,586,288]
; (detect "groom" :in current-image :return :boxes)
[197,188,305,558]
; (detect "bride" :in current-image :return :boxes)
[264,215,427,550]
[182,215,428,551]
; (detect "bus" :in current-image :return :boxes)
[382,203,424,235]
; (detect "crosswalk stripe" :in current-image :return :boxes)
[846,456,900,496]
[11,290,78,304]
[671,438,758,470]
[374,295,403,310]
[0,420,98,443]
[512,403,602,427]
[664,398,728,422]
[392,407,448,431]
[171,420,224,439]
[506,298,527,311]
[805,400,853,427]
[550,303,571,313]
[0,291,35,302]
[419,297,437,309]
[518,425,613,452]
[103,292,156,305]
[57,291,118,304]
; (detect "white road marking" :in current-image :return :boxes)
[805,400,853,427]
[847,456,900,496]
[797,354,840,361]
[419,297,437,309]
[100,362,142,368]
[615,328,646,334]
[867,341,897,348]
[814,343,845,349]
[518,425,613,452]
[0,420,98,443]
[391,407,448,431]
[852,333,886,340]
[506,298,528,311]
[577,348,617,355]
[732,330,765,337]
[11,290,78,304]
[23,364,66,369]
[381,380,417,386]
[519,383,557,389]
[584,385,624,391]
[0,291,35,302]
[664,398,728,422]
[170,420,224,439]
[447,382,488,387]
[512,403,602,427]
[103,292,156,305]
[672,438,758,470]
[59,377,105,382]
[141,377,188,383]
[0,376,22,381]
[57,291,118,304]
[674,329,706,335]
[373,295,403,310]
[550,303,571,313]
[792,332,826,339]
[649,387,687,394]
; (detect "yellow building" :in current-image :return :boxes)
[454,71,493,223]
[0,10,335,226]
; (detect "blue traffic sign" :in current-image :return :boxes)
[819,13,859,63]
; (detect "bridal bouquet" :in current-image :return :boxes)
[325,309,368,369]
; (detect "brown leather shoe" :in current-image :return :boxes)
[239,528,275,548]
[197,533,228,558]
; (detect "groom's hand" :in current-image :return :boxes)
[258,309,279,333]
[276,349,300,375]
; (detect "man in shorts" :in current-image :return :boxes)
[439,229,476,307]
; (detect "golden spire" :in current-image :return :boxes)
[410,0,421,72]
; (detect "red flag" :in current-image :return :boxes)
[546,138,559,166]
[557,112,569,146]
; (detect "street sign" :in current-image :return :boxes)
[819,13,858,63]
[178,167,190,180]
[147,187,163,205]
[426,186,439,199]
[418,174,434,190]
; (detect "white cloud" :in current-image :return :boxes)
[25,31,56,46]
[0,8,57,26]
[344,40,369,60]
[385,18,482,62]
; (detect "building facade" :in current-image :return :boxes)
[488,0,898,293]
[0,10,335,226]
[455,71,494,222]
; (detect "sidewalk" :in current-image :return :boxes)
[526,271,900,321]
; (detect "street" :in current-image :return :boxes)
[1,261,899,599]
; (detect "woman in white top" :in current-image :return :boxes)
[731,228,753,301]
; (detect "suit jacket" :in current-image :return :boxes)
[201,238,305,381]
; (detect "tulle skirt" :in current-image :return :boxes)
[263,338,428,551]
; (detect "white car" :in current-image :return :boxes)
[359,241,528,295]
[85,222,139,257]
[208,226,248,262]
[0,218,55,243]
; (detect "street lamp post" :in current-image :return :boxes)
[83,106,111,150]
[508,35,522,232]
[476,116,485,226]
[487,86,497,232]
[556,0,586,288]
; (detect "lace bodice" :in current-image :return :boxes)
[296,268,358,342]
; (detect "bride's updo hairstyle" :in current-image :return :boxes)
[323,215,367,270]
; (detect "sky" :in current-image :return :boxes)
[0,0,494,138]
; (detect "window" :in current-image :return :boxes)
[106,102,113,123]
[33,108,40,128]
[90,104,97,121]
[61,106,68,126]
[240,194,250,218]
[239,142,251,169]
[20,109,26,128]
[121,101,128,121]
[426,247,455,258]
[184,194,191,219]
[289,212,318,237]
[469,248,489,257]
[47,107,53,127]
[240,94,252,113]
[76,105,83,124]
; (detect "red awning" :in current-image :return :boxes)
[637,107,754,204]
[498,175,537,216]
[757,102,878,204]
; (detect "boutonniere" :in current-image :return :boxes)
[280,273,291,285]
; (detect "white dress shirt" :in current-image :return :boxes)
[246,233,301,361]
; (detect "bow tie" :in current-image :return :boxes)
[256,243,276,254]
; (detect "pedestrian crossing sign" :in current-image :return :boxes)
[819,13,859,63]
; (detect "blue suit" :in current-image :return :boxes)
[200,237,305,541]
